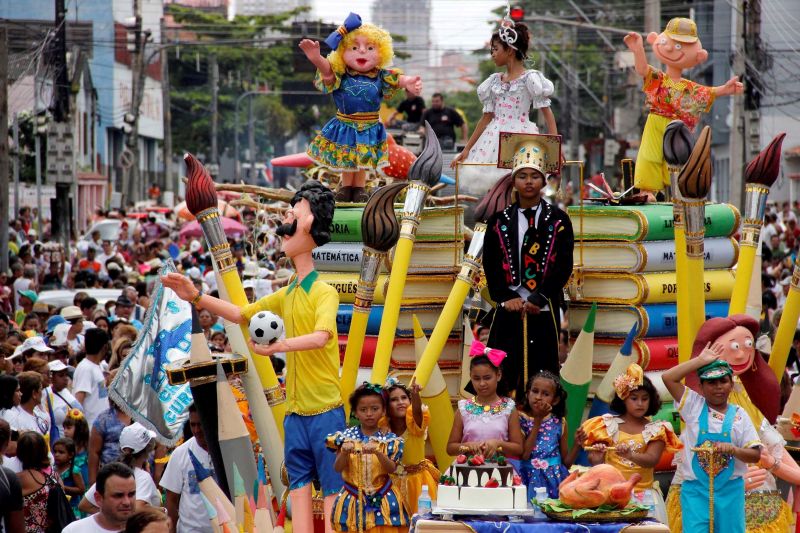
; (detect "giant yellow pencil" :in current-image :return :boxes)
[184,154,286,500]
[341,181,407,415]
[770,254,800,379]
[372,122,443,383]
[663,120,694,363]
[413,224,487,388]
[412,315,453,468]
[730,133,787,314]
[677,126,712,342]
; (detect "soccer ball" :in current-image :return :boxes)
[248,311,284,345]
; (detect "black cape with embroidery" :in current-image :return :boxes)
[481,200,574,401]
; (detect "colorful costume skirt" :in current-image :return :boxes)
[331,481,409,532]
[521,456,568,499]
[391,459,440,515]
[308,112,389,172]
[667,484,792,533]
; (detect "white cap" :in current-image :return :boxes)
[119,422,157,454]
[243,279,255,289]
[50,323,71,347]
[60,306,83,321]
[11,336,54,359]
[189,240,202,253]
[48,360,70,373]
[242,261,259,278]
[186,267,202,280]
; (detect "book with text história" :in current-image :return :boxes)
[567,202,740,242]
[329,206,464,242]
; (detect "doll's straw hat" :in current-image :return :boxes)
[497,132,561,178]
[664,18,698,43]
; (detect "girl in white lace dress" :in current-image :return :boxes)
[451,22,558,194]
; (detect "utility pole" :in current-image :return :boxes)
[744,0,763,162]
[0,27,10,274]
[161,17,174,199]
[210,53,219,172]
[123,0,148,207]
[52,0,70,122]
[570,26,580,160]
[644,0,661,64]
[12,115,20,219]
[248,93,255,184]
[729,0,746,207]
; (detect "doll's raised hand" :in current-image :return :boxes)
[623,32,644,51]
[402,75,423,97]
[299,39,322,61]
[717,76,744,96]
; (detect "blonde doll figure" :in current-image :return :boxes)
[450,11,557,194]
[300,12,422,203]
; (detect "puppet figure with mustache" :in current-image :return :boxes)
[162,180,342,533]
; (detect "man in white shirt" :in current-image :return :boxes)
[160,405,215,533]
[43,360,82,437]
[72,328,111,427]
[63,462,136,533]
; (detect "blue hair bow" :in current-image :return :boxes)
[324,12,362,50]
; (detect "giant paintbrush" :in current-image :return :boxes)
[184,153,286,500]
[412,315,453,468]
[677,126,713,343]
[730,133,786,314]
[412,223,487,388]
[372,123,443,383]
[663,120,694,363]
[341,181,407,414]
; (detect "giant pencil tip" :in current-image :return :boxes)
[620,322,637,356]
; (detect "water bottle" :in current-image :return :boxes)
[417,484,432,515]
[533,487,548,520]
[641,490,655,518]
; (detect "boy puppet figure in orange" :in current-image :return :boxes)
[624,18,743,197]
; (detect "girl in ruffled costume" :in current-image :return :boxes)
[450,10,557,194]
[581,364,682,524]
[300,12,422,203]
[446,344,523,460]
[327,383,409,532]
[379,377,440,515]
[519,371,582,499]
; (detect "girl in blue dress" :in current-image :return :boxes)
[519,371,582,499]
[299,12,423,203]
[326,383,409,532]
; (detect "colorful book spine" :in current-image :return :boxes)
[312,242,365,272]
[569,301,730,338]
[577,237,738,272]
[567,202,740,241]
[566,269,735,305]
[320,272,456,305]
[336,304,457,337]
[337,335,463,368]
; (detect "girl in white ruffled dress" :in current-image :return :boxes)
[451,20,558,193]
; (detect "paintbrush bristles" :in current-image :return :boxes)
[663,120,693,167]
[361,181,408,252]
[184,153,219,215]
[408,122,443,188]
[745,133,786,186]
[677,126,712,199]
[474,172,514,223]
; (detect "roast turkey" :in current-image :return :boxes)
[558,464,641,509]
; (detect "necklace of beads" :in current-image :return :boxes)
[464,396,507,415]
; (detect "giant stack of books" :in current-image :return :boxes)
[320,205,466,395]
[566,202,741,393]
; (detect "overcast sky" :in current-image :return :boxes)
[312,0,503,53]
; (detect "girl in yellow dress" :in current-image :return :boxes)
[581,364,682,524]
[327,383,410,532]
[380,377,440,514]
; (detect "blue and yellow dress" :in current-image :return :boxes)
[308,68,401,172]
[326,426,410,532]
